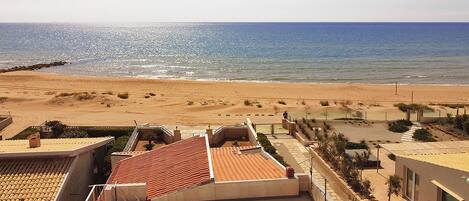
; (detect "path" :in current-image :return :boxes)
[401,122,422,142]
[268,134,343,201]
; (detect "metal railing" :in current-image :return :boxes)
[85,184,105,201]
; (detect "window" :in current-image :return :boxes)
[405,168,419,201]
[442,190,458,201]
[406,168,414,199]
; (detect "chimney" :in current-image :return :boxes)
[206,125,213,145]
[28,133,41,148]
[286,166,295,178]
[173,126,181,142]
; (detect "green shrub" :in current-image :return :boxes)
[346,141,369,149]
[320,100,329,106]
[144,143,155,151]
[11,127,39,140]
[464,121,469,135]
[117,92,129,99]
[257,133,288,166]
[394,103,434,113]
[86,127,134,138]
[387,153,396,161]
[413,128,436,142]
[388,120,412,133]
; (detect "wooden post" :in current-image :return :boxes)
[324,178,327,201]
[395,81,398,95]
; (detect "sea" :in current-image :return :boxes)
[1,22,469,84]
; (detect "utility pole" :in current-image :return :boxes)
[411,91,414,104]
[395,81,398,95]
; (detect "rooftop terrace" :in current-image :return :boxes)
[0,137,113,157]
[210,146,286,182]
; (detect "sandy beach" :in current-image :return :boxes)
[1,71,469,139]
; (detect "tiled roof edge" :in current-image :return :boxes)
[204,134,215,181]
[54,156,78,201]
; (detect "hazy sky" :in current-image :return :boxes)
[1,0,469,22]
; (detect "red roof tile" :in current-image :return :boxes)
[107,136,211,198]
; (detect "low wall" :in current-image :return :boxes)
[154,178,299,201]
[212,126,250,146]
[0,115,12,131]
[293,131,315,146]
[307,147,363,201]
[245,118,259,146]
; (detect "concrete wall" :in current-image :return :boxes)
[111,154,132,170]
[395,156,469,201]
[59,146,108,201]
[293,131,315,146]
[154,178,299,201]
[307,147,363,201]
[59,152,94,201]
[211,125,257,147]
[0,115,12,131]
[245,118,259,146]
[102,183,147,201]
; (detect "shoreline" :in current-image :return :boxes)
[39,70,469,87]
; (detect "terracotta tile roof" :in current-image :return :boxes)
[107,136,212,198]
[0,157,74,201]
[210,146,286,182]
[402,152,469,172]
[0,137,113,157]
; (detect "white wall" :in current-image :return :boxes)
[395,156,469,201]
[154,178,299,201]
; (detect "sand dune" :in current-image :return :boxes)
[1,71,469,139]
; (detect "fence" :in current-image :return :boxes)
[288,106,467,122]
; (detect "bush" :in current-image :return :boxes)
[257,133,288,166]
[388,120,412,133]
[45,121,67,138]
[413,128,436,142]
[320,100,329,106]
[387,153,396,161]
[117,92,129,99]
[346,141,369,149]
[11,127,40,140]
[244,99,253,106]
[394,103,434,113]
[277,100,287,105]
[464,121,469,135]
[144,143,155,151]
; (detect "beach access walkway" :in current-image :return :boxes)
[267,134,344,201]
